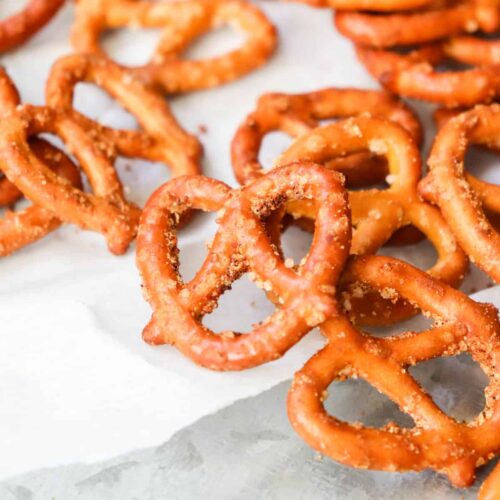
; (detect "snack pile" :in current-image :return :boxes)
[1,0,499,498]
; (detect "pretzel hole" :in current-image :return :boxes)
[324,378,414,429]
[376,235,437,271]
[102,28,163,66]
[281,224,314,265]
[409,353,488,421]
[464,147,500,185]
[202,275,275,333]
[259,131,294,170]
[73,83,140,130]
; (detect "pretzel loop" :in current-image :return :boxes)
[137,163,351,370]
[71,0,277,94]
[288,256,500,488]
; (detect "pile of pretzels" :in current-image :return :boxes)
[1,1,499,498]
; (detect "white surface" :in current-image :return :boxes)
[0,0,498,484]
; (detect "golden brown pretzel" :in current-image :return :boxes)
[335,0,500,48]
[71,0,277,94]
[136,162,350,370]
[0,0,64,53]
[231,87,423,188]
[273,116,467,324]
[356,41,500,107]
[419,104,500,282]
[0,103,140,255]
[479,462,500,500]
[288,255,500,489]
[46,53,202,178]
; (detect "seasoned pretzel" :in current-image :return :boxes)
[231,87,423,187]
[272,116,467,324]
[0,139,82,257]
[479,462,500,500]
[0,103,141,255]
[0,0,64,53]
[288,255,500,488]
[71,0,277,94]
[419,104,500,282]
[136,162,350,370]
[289,0,435,11]
[335,1,500,48]
[46,53,202,178]
[356,41,500,107]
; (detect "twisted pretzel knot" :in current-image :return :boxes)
[0,0,64,54]
[137,162,350,370]
[335,0,500,48]
[288,255,500,488]
[272,115,467,325]
[71,0,277,94]
[357,40,500,107]
[0,67,140,255]
[420,104,500,282]
[45,53,202,179]
[0,68,82,256]
[231,87,422,188]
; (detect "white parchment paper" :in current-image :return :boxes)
[0,0,498,486]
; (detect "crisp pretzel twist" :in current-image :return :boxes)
[0,71,141,255]
[0,0,64,53]
[46,53,202,179]
[136,162,350,371]
[288,255,500,488]
[0,67,82,256]
[335,0,500,48]
[356,40,500,107]
[71,0,277,94]
[271,116,467,325]
[231,87,423,188]
[419,104,500,282]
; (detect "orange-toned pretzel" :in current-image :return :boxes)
[231,87,423,188]
[0,0,64,53]
[419,104,500,282]
[335,1,500,48]
[136,162,350,370]
[289,0,435,11]
[0,102,140,255]
[46,53,202,178]
[272,116,467,324]
[479,462,500,500]
[0,139,82,257]
[356,41,500,107]
[288,255,500,488]
[71,0,277,94]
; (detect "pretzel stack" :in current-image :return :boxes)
[0,1,499,498]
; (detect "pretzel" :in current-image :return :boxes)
[288,255,500,488]
[136,162,350,370]
[289,0,435,11]
[0,139,82,257]
[272,116,467,325]
[0,102,142,255]
[0,0,64,53]
[46,53,202,179]
[479,462,500,500]
[419,104,500,282]
[71,0,277,94]
[356,41,500,107]
[335,1,500,48]
[231,88,423,188]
